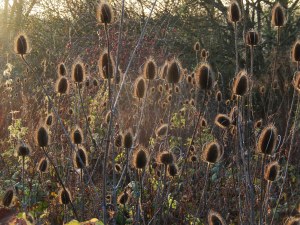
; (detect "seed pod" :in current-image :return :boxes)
[114,164,122,173]
[72,127,83,145]
[57,63,67,76]
[208,210,227,225]
[264,161,280,182]
[14,34,29,55]
[271,3,286,27]
[99,51,115,79]
[167,163,178,177]
[155,124,168,138]
[2,189,14,207]
[166,59,181,84]
[292,41,300,62]
[194,42,200,51]
[257,124,278,155]
[37,158,48,173]
[228,0,241,24]
[123,130,133,149]
[132,148,149,169]
[158,151,174,165]
[215,114,231,129]
[72,61,86,83]
[254,119,263,129]
[233,70,249,96]
[134,76,146,99]
[45,114,53,127]
[97,2,114,24]
[285,217,300,225]
[58,188,72,205]
[73,147,88,169]
[35,126,49,147]
[201,49,207,59]
[17,144,30,157]
[202,141,223,164]
[115,134,123,148]
[117,191,130,205]
[216,91,222,102]
[195,64,213,90]
[200,117,207,127]
[189,155,197,163]
[144,58,157,80]
[245,29,260,46]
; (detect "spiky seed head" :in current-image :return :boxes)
[292,41,300,62]
[201,49,207,59]
[155,124,168,138]
[202,141,223,164]
[37,158,48,173]
[245,29,260,46]
[72,61,86,83]
[208,210,227,225]
[271,3,286,27]
[257,124,278,155]
[99,51,115,79]
[115,164,122,173]
[233,70,249,96]
[2,189,14,207]
[58,188,72,205]
[97,3,113,24]
[115,134,123,148]
[72,127,83,145]
[285,217,300,225]
[57,63,67,76]
[200,117,208,127]
[14,34,29,55]
[134,76,146,99]
[17,144,30,157]
[132,148,149,169]
[254,119,263,129]
[215,114,231,129]
[160,62,168,79]
[195,64,213,90]
[228,0,241,24]
[45,114,53,127]
[187,75,192,84]
[166,59,181,84]
[294,72,300,92]
[264,161,280,182]
[117,191,130,205]
[194,42,200,51]
[216,91,222,102]
[123,130,133,149]
[189,155,197,162]
[144,58,157,80]
[35,126,49,148]
[167,163,178,177]
[158,151,174,165]
[74,147,88,169]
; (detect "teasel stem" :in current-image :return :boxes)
[234,22,239,75]
[259,154,267,225]
[165,84,174,147]
[263,181,271,224]
[199,163,210,215]
[22,155,25,209]
[270,96,300,225]
[41,147,79,220]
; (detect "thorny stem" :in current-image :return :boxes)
[259,154,267,225]
[234,22,239,75]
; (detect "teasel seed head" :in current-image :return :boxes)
[208,210,227,225]
[132,148,149,169]
[155,124,168,138]
[187,75,192,84]
[271,2,286,27]
[73,146,88,169]
[57,63,67,77]
[216,91,222,102]
[195,63,213,90]
[264,161,280,182]
[167,163,178,177]
[158,151,174,165]
[144,57,157,80]
[166,59,182,84]
[99,51,115,79]
[123,129,133,149]
[2,189,14,207]
[115,164,122,173]
[14,33,30,55]
[37,157,48,173]
[58,188,72,205]
[194,42,200,51]
[72,60,86,83]
[254,119,263,129]
[201,49,207,59]
[285,217,300,225]
[17,144,30,157]
[200,117,208,127]
[202,141,223,164]
[115,134,123,148]
[189,155,198,163]
[72,127,84,145]
[35,126,49,148]
[292,41,300,62]
[134,76,146,99]
[245,29,260,46]
[45,113,53,127]
[257,124,278,155]
[97,2,114,24]
[214,114,231,129]
[233,70,249,96]
[228,0,241,24]
[117,191,130,205]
